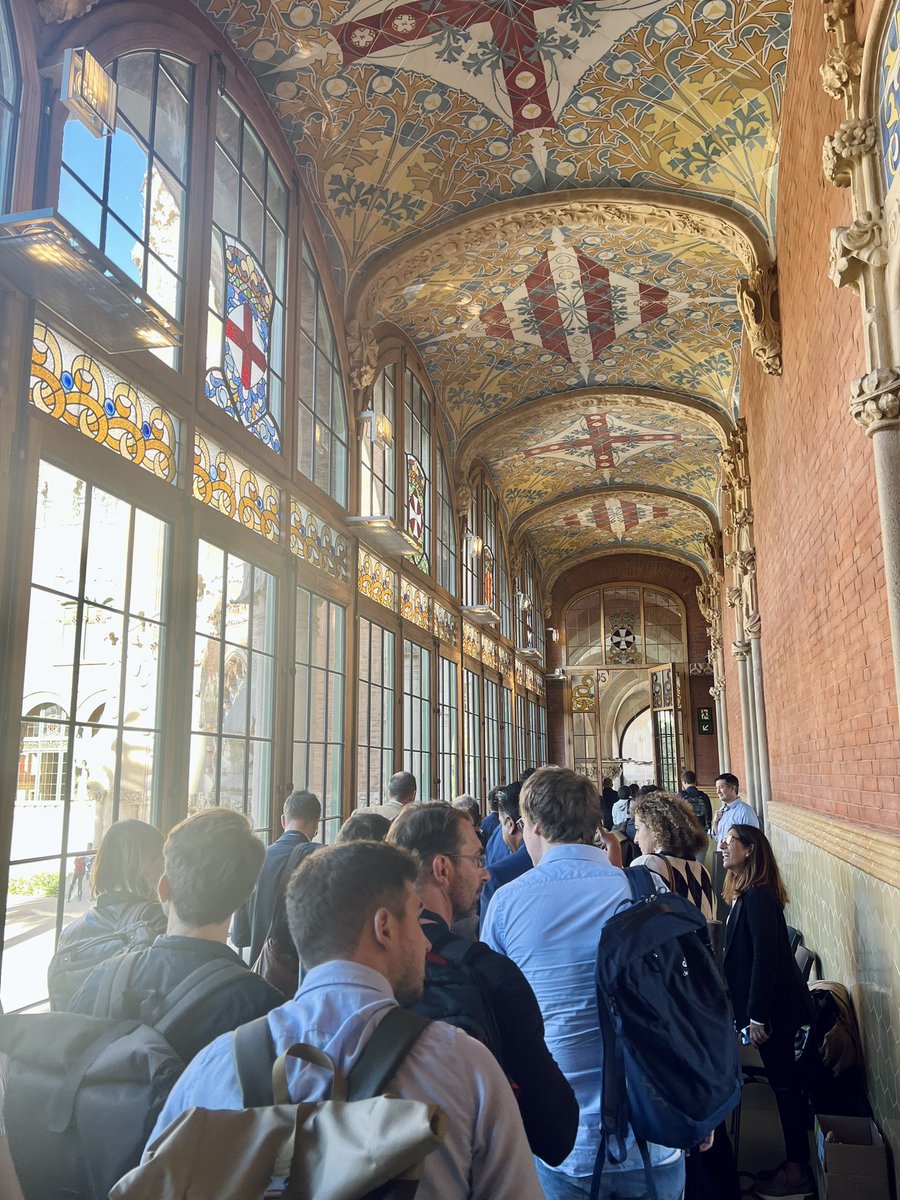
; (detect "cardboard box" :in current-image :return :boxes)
[815,1114,889,1200]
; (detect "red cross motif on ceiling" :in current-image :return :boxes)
[330,0,591,134]
[225,303,267,391]
[563,499,670,531]
[525,413,682,472]
[480,245,669,360]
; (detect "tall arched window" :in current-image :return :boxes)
[58,51,193,365]
[404,369,431,573]
[435,443,457,596]
[0,0,19,211]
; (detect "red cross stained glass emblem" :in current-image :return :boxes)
[225,303,267,392]
[330,0,591,134]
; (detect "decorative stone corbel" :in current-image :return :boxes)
[820,41,863,101]
[822,118,876,188]
[454,478,473,519]
[735,265,782,376]
[731,640,751,661]
[829,210,887,289]
[37,0,99,21]
[345,319,379,407]
[726,585,743,610]
[849,368,900,435]
[710,680,725,700]
[745,611,762,639]
[822,0,855,35]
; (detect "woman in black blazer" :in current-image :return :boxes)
[721,825,814,1199]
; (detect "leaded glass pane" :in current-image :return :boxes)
[403,640,431,797]
[356,618,395,807]
[294,587,346,838]
[604,586,642,666]
[566,591,602,667]
[644,589,685,664]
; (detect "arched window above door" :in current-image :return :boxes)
[0,0,19,212]
[565,585,687,668]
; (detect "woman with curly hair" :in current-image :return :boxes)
[631,790,715,919]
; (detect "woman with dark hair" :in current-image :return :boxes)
[48,819,166,1010]
[631,791,715,919]
[721,825,814,1199]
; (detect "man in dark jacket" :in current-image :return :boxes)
[388,801,578,1167]
[680,770,713,830]
[70,809,284,1062]
[479,782,532,925]
[231,789,321,963]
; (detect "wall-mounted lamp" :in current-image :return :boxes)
[516,590,531,613]
[358,409,393,447]
[547,627,559,642]
[465,530,483,559]
[61,48,117,138]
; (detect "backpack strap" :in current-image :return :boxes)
[625,864,658,902]
[233,1014,278,1108]
[346,1007,431,1101]
[154,959,254,1039]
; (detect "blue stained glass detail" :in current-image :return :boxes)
[141,421,152,438]
[61,371,75,391]
[104,398,116,416]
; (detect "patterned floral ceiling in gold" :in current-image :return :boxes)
[199,0,790,580]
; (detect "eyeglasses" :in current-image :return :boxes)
[720,835,744,847]
[447,852,487,868]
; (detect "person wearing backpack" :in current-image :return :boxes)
[679,772,712,832]
[49,820,167,1010]
[144,839,543,1200]
[69,808,285,1062]
[482,766,688,1200]
[388,801,578,1167]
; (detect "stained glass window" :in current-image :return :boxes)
[435,445,457,596]
[0,0,19,212]
[499,541,512,641]
[604,586,642,665]
[437,656,458,801]
[358,548,397,611]
[463,669,481,797]
[528,696,539,769]
[290,499,350,584]
[566,592,603,667]
[403,640,431,798]
[404,370,430,573]
[6,462,168,1012]
[484,679,500,793]
[644,588,686,664]
[294,588,345,844]
[205,94,287,449]
[59,52,193,365]
[360,364,395,519]
[462,492,478,607]
[565,587,686,668]
[193,430,280,543]
[298,241,349,501]
[357,618,395,807]
[190,541,275,835]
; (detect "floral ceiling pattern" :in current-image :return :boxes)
[198,0,791,581]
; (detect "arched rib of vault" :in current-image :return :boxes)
[347,188,772,325]
[542,545,708,599]
[509,486,719,550]
[454,386,733,490]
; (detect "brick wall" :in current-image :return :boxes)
[545,553,718,783]
[734,0,900,832]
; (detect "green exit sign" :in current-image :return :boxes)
[698,706,714,736]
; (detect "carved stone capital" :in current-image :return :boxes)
[703,530,724,574]
[849,368,900,434]
[37,0,98,20]
[820,41,862,101]
[745,610,762,639]
[731,508,755,531]
[822,0,855,35]
[345,319,379,400]
[823,118,876,188]
[726,585,743,610]
[731,640,751,661]
[829,210,887,289]
[735,265,782,376]
[736,547,757,576]
[710,680,725,699]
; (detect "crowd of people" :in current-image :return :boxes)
[0,765,820,1200]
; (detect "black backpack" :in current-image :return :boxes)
[592,867,742,1200]
[409,924,504,1061]
[48,900,165,1011]
[0,956,249,1200]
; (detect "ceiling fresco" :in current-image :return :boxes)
[525,490,711,574]
[195,0,789,275]
[379,222,743,440]
[198,0,790,586]
[471,394,724,521]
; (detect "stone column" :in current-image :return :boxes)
[731,639,757,810]
[747,616,772,830]
[712,678,730,772]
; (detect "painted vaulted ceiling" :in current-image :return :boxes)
[198,0,792,585]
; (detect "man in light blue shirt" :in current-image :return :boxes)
[711,773,760,843]
[482,766,684,1200]
[149,841,543,1200]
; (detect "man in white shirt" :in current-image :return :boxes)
[711,773,759,843]
[150,840,542,1200]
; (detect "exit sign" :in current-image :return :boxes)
[698,706,714,736]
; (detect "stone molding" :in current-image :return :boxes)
[731,639,750,661]
[769,801,900,891]
[345,319,379,408]
[38,0,98,21]
[735,264,782,375]
[849,367,900,434]
[823,117,877,187]
[829,210,887,288]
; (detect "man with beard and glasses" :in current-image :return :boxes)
[149,840,542,1200]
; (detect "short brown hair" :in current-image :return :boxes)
[387,801,469,881]
[632,791,707,858]
[164,809,264,927]
[337,810,391,843]
[286,840,418,967]
[521,766,601,844]
[92,820,164,900]
[722,825,789,908]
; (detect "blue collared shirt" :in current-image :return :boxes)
[149,960,542,1200]
[482,844,679,1178]
[715,798,759,842]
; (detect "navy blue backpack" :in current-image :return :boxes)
[592,867,742,1200]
